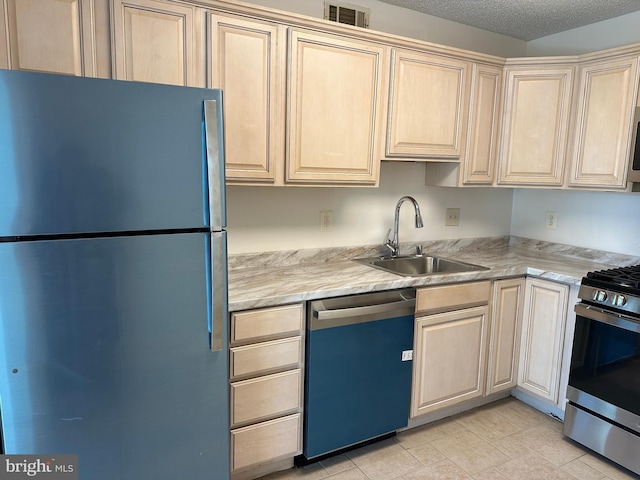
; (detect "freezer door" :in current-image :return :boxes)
[0,233,229,479]
[0,70,223,236]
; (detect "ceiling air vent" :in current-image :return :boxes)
[324,2,370,28]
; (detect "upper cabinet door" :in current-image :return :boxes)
[287,29,386,185]
[568,56,640,189]
[386,49,470,159]
[463,63,503,184]
[209,14,284,184]
[498,66,574,186]
[4,0,97,76]
[111,0,199,86]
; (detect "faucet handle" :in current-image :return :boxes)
[416,245,423,256]
[383,228,392,244]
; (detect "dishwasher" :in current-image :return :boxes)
[302,289,416,460]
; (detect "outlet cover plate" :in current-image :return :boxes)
[446,208,460,226]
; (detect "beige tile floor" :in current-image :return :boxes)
[262,397,639,480]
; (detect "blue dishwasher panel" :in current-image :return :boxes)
[303,313,414,459]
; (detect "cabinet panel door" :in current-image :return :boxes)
[568,57,640,189]
[498,66,574,186]
[287,29,385,185]
[411,306,489,417]
[111,0,198,86]
[518,278,568,402]
[463,64,503,184]
[487,278,524,395]
[209,15,283,183]
[5,0,96,76]
[387,49,470,158]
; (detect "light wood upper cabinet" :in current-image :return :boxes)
[498,65,575,186]
[209,14,284,184]
[3,0,99,76]
[286,29,387,185]
[111,0,200,86]
[487,277,524,395]
[463,63,503,184]
[386,49,470,159]
[518,278,568,403]
[567,56,640,189]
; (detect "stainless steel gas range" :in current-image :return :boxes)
[564,265,640,476]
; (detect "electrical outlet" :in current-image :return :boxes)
[545,211,558,230]
[445,208,460,226]
[401,350,413,361]
[320,210,333,231]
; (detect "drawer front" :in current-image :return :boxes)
[230,336,302,380]
[416,281,490,314]
[231,303,304,344]
[231,369,302,426]
[231,413,302,471]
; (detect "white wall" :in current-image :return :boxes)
[227,162,513,253]
[527,11,640,56]
[511,189,640,256]
[240,0,526,57]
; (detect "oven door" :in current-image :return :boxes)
[568,303,640,431]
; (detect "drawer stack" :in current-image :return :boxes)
[229,303,305,472]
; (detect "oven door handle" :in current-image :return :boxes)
[574,303,640,333]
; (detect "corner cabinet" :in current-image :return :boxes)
[486,277,525,394]
[386,49,470,159]
[286,30,387,185]
[498,64,575,186]
[411,282,490,417]
[2,0,101,76]
[517,278,568,403]
[208,14,285,184]
[567,56,640,189]
[111,0,201,86]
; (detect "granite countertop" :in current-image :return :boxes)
[227,236,640,312]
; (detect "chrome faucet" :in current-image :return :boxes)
[384,196,424,258]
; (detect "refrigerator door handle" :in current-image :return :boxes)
[204,97,227,230]
[208,231,228,352]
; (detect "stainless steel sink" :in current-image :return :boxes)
[354,255,488,277]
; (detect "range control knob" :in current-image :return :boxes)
[592,290,608,302]
[613,295,627,307]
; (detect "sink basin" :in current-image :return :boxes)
[354,255,488,277]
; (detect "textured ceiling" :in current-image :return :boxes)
[376,0,640,41]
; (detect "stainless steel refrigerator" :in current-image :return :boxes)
[0,70,229,479]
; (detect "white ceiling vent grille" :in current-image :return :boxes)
[324,2,370,28]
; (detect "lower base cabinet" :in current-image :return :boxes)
[486,277,525,394]
[229,304,305,473]
[411,282,491,417]
[517,278,569,403]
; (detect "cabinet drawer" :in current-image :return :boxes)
[231,303,304,344]
[231,413,302,471]
[231,369,302,426]
[416,281,490,314]
[230,336,302,380]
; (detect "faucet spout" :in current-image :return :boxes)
[385,196,424,258]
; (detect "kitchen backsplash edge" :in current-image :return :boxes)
[228,236,640,271]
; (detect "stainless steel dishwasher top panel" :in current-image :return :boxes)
[309,289,416,330]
